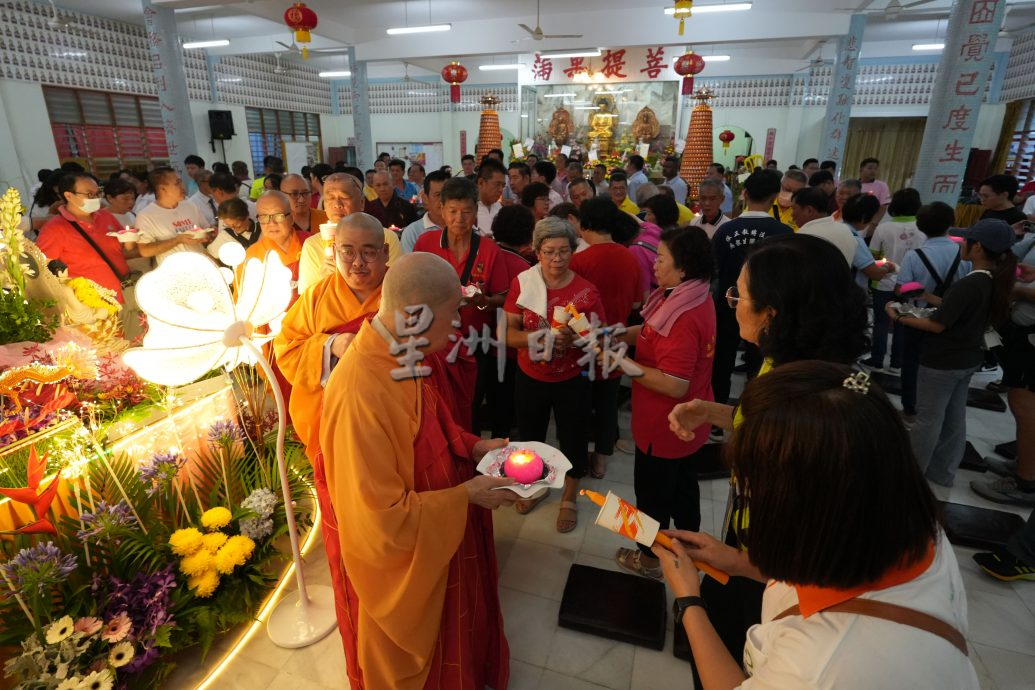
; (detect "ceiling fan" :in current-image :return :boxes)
[46,0,93,35]
[276,32,351,58]
[518,0,582,41]
[272,52,294,75]
[832,0,943,19]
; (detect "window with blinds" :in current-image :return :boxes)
[1005,100,1035,187]
[245,107,321,174]
[43,86,170,179]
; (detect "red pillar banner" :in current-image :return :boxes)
[460,131,468,158]
[764,128,777,162]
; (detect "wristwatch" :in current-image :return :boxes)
[674,595,707,622]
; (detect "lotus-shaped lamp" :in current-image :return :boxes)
[122,251,291,385]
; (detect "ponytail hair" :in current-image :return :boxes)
[988,248,1018,326]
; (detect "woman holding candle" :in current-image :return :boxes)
[667,233,868,682]
[609,226,715,580]
[503,216,607,532]
[654,361,977,689]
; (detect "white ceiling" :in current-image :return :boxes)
[48,0,1035,77]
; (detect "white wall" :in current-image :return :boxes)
[0,80,59,201]
[188,101,252,170]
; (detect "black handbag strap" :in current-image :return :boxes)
[441,229,481,285]
[916,247,961,298]
[67,218,127,282]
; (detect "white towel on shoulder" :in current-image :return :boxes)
[515,264,549,320]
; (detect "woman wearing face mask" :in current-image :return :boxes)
[36,172,133,304]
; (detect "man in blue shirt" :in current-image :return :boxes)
[400,170,449,252]
[625,155,649,204]
[895,201,970,421]
[707,163,734,216]
[389,159,421,202]
[661,155,688,205]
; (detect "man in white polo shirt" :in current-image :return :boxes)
[134,166,210,265]
[793,186,858,265]
[476,159,506,235]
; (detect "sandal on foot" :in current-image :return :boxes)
[515,489,548,515]
[556,500,578,533]
[615,439,635,455]
[589,453,607,479]
[615,547,663,581]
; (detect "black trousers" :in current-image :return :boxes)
[900,327,924,415]
[514,370,590,479]
[476,353,517,439]
[712,299,762,405]
[589,377,621,455]
[633,445,702,556]
[687,524,765,680]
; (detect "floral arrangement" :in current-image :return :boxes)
[0,415,313,689]
[66,279,120,316]
[0,188,58,346]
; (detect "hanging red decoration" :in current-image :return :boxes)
[674,51,706,96]
[441,61,469,104]
[284,2,318,59]
[719,129,736,150]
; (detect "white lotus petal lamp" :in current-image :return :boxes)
[122,248,336,648]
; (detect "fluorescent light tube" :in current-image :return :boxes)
[386,24,451,35]
[479,64,522,71]
[183,39,230,49]
[539,49,602,59]
[665,2,752,14]
[912,43,944,51]
[319,70,352,78]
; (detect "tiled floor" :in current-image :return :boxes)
[176,367,1035,690]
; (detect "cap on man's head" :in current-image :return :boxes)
[955,218,1016,253]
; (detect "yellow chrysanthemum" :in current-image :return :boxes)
[187,569,220,598]
[200,507,232,531]
[168,528,204,557]
[179,549,215,577]
[214,534,256,574]
[201,532,228,551]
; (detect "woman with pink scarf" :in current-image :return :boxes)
[612,226,716,580]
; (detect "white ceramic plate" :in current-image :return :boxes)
[476,441,572,498]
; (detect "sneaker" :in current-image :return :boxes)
[973,550,1035,582]
[979,362,1000,374]
[900,410,917,427]
[886,366,901,376]
[859,357,884,371]
[709,426,725,443]
[615,547,663,581]
[983,456,1018,478]
[970,475,1035,507]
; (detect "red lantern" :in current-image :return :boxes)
[441,61,468,104]
[674,51,706,96]
[719,129,736,150]
[284,2,318,58]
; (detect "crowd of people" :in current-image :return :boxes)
[21,146,1035,689]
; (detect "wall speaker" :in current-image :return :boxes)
[209,110,235,140]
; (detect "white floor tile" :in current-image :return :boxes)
[973,642,1035,690]
[508,660,545,690]
[499,539,578,601]
[537,669,616,690]
[544,627,635,690]
[966,589,1035,655]
[499,587,562,667]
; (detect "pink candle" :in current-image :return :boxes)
[503,449,544,484]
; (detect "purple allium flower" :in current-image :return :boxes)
[76,500,136,541]
[207,419,244,446]
[137,451,186,497]
[0,542,77,595]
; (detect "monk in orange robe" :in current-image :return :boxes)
[249,191,313,305]
[321,253,516,690]
[273,212,387,456]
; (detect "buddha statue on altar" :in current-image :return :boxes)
[588,103,614,155]
[632,105,660,144]
[548,106,574,147]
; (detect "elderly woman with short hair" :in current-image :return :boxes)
[503,216,607,532]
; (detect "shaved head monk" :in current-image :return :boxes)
[297,172,401,294]
[321,252,516,690]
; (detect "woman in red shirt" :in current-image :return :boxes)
[503,217,606,533]
[612,226,716,580]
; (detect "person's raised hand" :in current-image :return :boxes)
[651,538,700,599]
[464,475,518,509]
[662,529,743,576]
[179,234,205,246]
[668,399,709,442]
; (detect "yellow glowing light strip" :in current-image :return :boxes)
[107,384,235,455]
[194,481,322,689]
